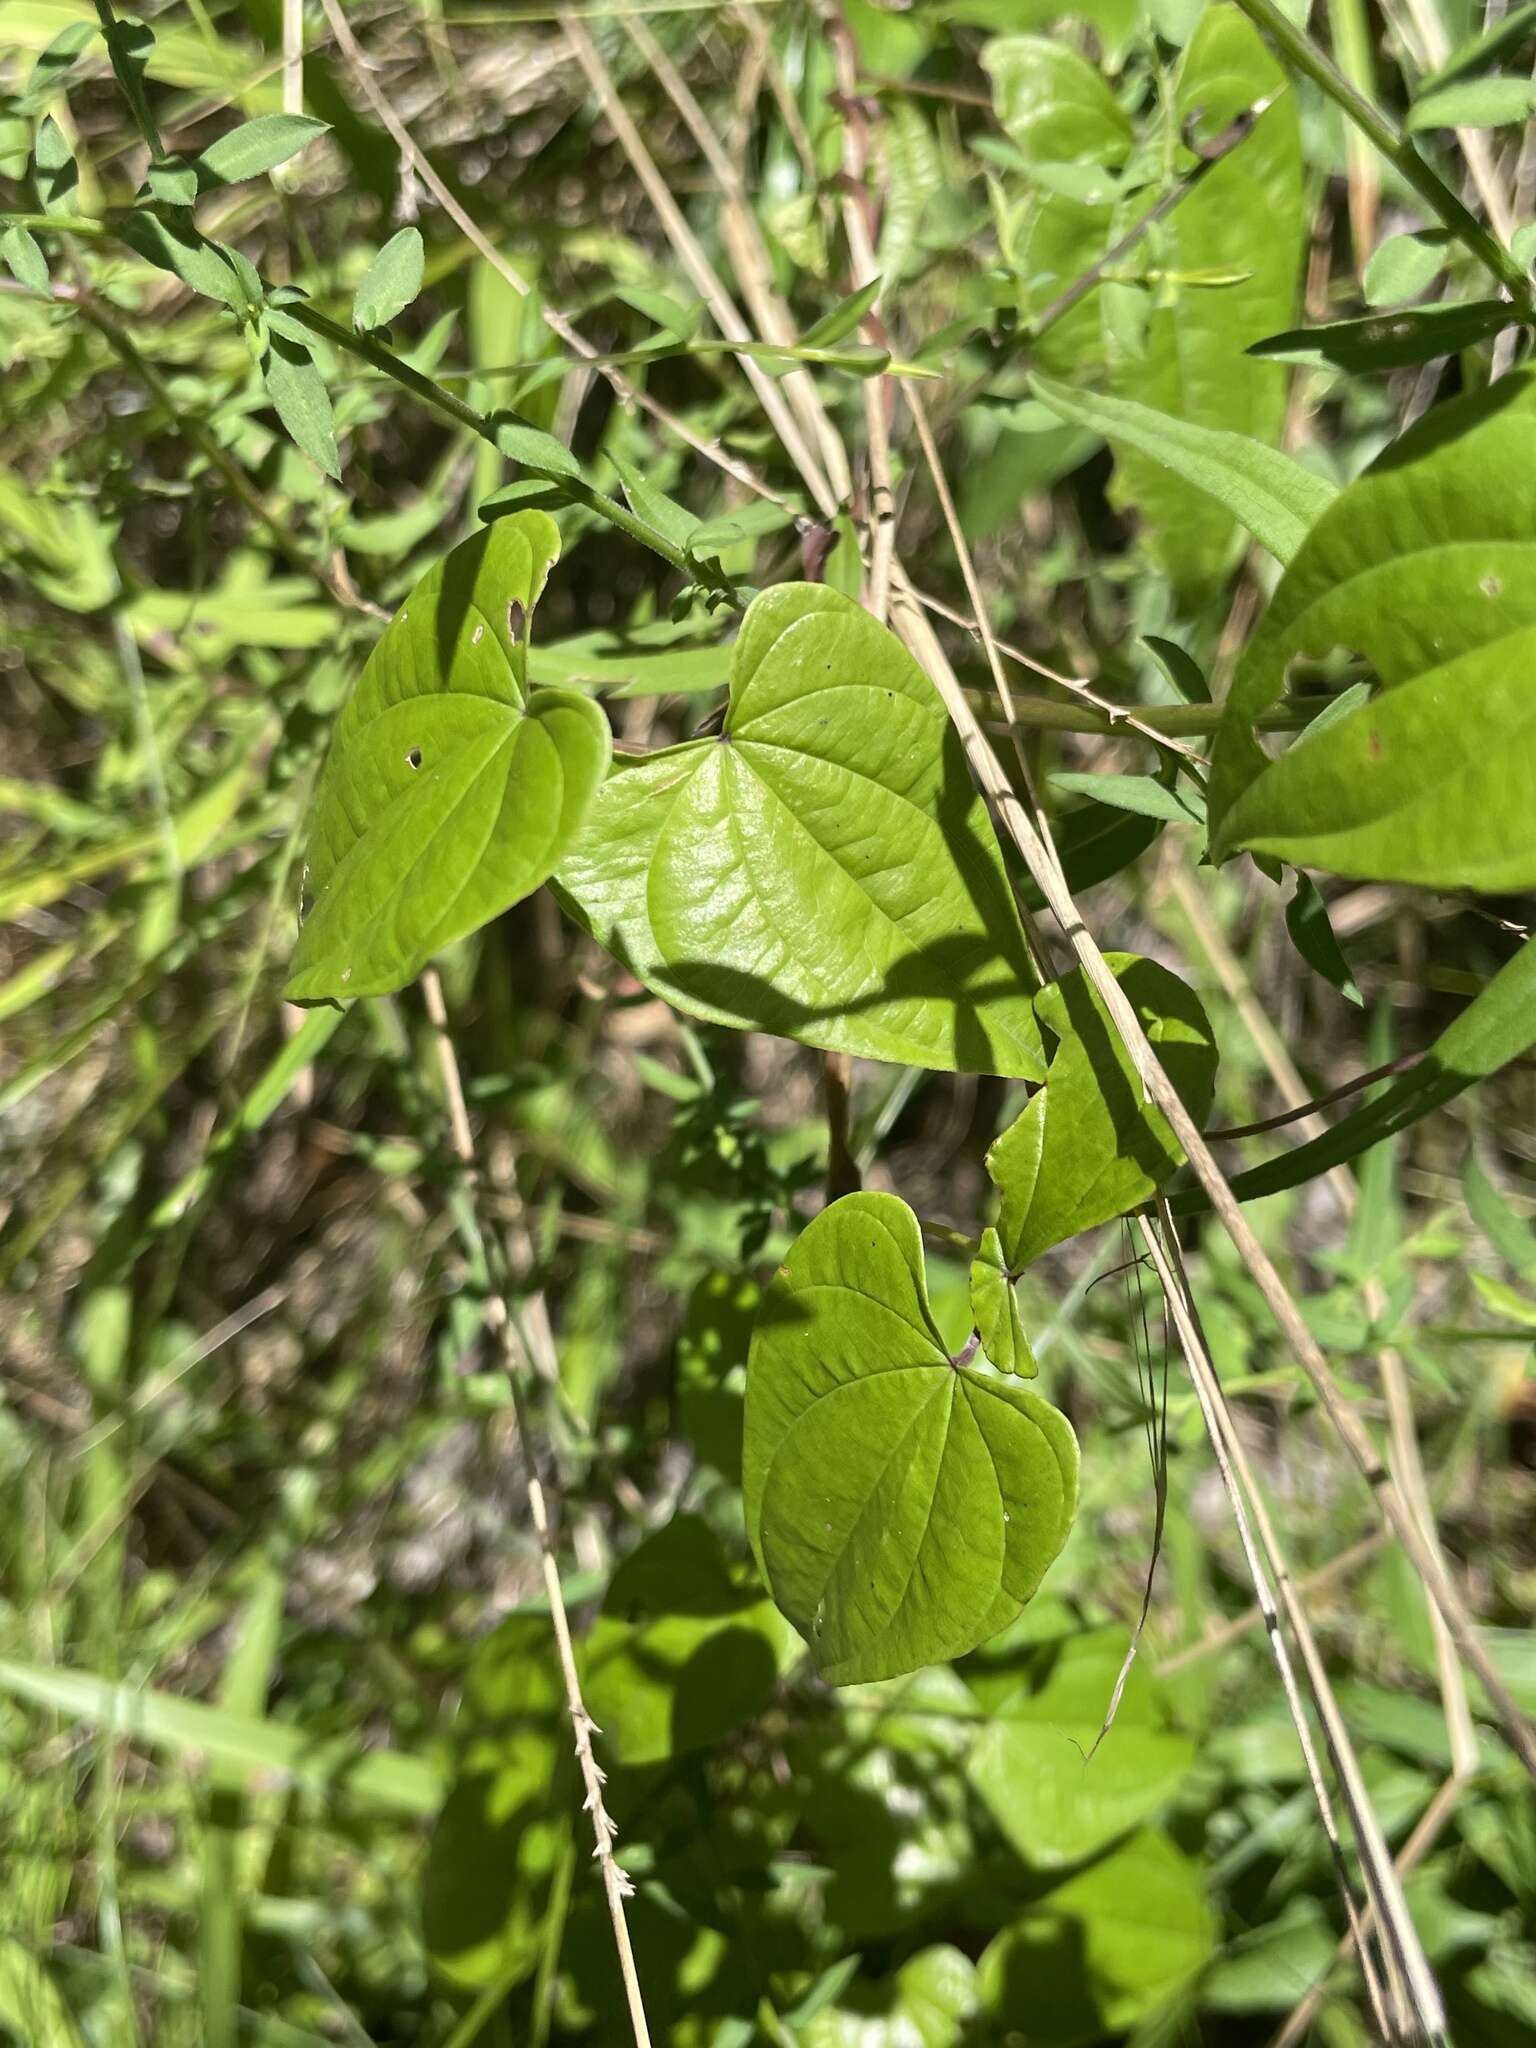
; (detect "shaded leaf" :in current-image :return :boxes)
[34,114,77,213]
[967,1627,1196,1867]
[19,20,98,113]
[584,1516,794,1764]
[801,276,883,348]
[288,514,613,1000]
[556,583,1047,1077]
[353,224,424,332]
[1464,1149,1536,1278]
[1144,633,1210,703]
[744,1193,1077,1684]
[1031,372,1335,565]
[978,1828,1213,2037]
[804,1947,978,2048]
[1170,931,1536,1213]
[1249,299,1515,370]
[1286,874,1362,1004]
[987,955,1217,1270]
[260,332,340,479]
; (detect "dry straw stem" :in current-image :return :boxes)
[1137,1214,1406,2043]
[1166,856,1479,1788]
[1146,1206,1445,2044]
[420,970,653,2048]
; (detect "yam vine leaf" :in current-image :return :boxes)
[286,514,611,1000]
[970,1228,1036,1378]
[988,955,1217,1271]
[744,1193,1078,1685]
[555,584,1046,1077]
[1211,370,1536,891]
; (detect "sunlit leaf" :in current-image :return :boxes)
[744,1193,1077,1684]
[1212,370,1536,889]
[1249,299,1514,371]
[987,955,1217,1271]
[353,224,424,332]
[287,514,613,999]
[556,583,1047,1077]
[1030,372,1336,566]
[195,112,330,184]
[970,1227,1036,1377]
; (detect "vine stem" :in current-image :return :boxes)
[419,969,653,2048]
[1231,0,1535,311]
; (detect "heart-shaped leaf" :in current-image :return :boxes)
[555,583,1046,1077]
[970,1227,1035,1377]
[744,1193,1077,1685]
[1211,369,1536,891]
[286,514,611,1000]
[987,955,1216,1271]
[966,1625,1196,1870]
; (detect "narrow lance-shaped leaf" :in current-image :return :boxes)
[1211,370,1536,890]
[195,112,330,185]
[1029,372,1336,567]
[260,328,340,480]
[287,513,613,1001]
[556,583,1047,1078]
[1249,299,1515,372]
[744,1193,1077,1685]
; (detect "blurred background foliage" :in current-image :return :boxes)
[2,0,1535,2044]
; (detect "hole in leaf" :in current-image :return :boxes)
[507,599,526,645]
[407,748,423,770]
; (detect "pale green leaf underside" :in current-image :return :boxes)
[988,954,1217,1270]
[555,583,1045,1077]
[288,514,611,999]
[1030,372,1336,566]
[970,1227,1036,1377]
[744,1193,1077,1685]
[1212,369,1536,883]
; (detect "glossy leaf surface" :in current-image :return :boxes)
[288,515,612,999]
[556,584,1046,1077]
[744,1194,1077,1684]
[987,955,1217,1270]
[1212,371,1536,888]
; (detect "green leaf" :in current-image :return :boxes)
[1107,9,1303,591]
[987,955,1217,1270]
[801,275,883,348]
[0,1938,88,2048]
[743,1193,1077,1685]
[970,1227,1036,1377]
[984,35,1134,178]
[493,412,581,482]
[1515,221,1536,272]
[1144,633,1210,703]
[19,19,98,113]
[1030,372,1336,566]
[583,1516,794,1764]
[260,332,340,479]
[1,224,48,292]
[352,224,424,332]
[118,211,257,310]
[676,1268,758,1482]
[33,114,78,212]
[1363,229,1452,307]
[978,1829,1213,2037]
[0,1656,440,1815]
[967,1627,1196,1867]
[1286,874,1362,1005]
[195,112,330,185]
[688,498,798,563]
[556,583,1047,1077]
[287,514,613,1000]
[607,453,702,553]
[1249,299,1515,371]
[1049,770,1205,825]
[1022,796,1161,910]
[423,1617,572,1991]
[803,1947,978,2048]
[1212,371,1536,887]
[1421,0,1536,89]
[145,153,199,203]
[1464,1149,1536,1278]
[1169,931,1536,1213]
[1408,76,1536,130]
